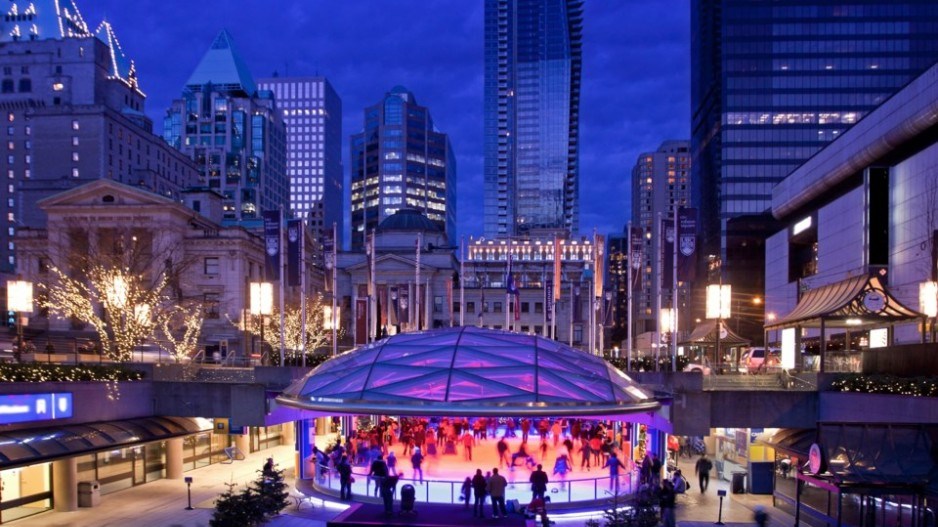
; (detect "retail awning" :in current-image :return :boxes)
[0,416,212,470]
[681,320,750,346]
[767,275,925,330]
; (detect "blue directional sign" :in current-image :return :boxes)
[0,393,73,425]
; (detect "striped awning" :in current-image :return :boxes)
[767,275,925,330]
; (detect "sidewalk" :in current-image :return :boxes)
[12,447,799,527]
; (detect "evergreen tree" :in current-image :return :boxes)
[210,481,266,527]
[255,463,290,518]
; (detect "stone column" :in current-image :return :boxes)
[280,421,295,446]
[166,437,184,479]
[52,457,78,512]
[235,432,250,456]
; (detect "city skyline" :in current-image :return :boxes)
[83,0,690,239]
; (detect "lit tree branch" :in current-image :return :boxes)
[157,304,204,363]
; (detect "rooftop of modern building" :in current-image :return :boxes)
[184,29,257,96]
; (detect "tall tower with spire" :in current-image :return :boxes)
[163,30,287,226]
[0,0,200,273]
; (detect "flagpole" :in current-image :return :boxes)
[279,205,286,367]
[627,222,633,369]
[505,244,510,331]
[672,211,679,372]
[460,236,465,327]
[415,232,422,331]
[300,219,307,368]
[370,228,377,342]
[655,212,662,372]
[331,222,337,357]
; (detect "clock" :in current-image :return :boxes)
[862,290,886,313]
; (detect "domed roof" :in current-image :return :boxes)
[277,327,659,417]
[377,208,441,233]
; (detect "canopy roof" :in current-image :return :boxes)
[0,417,211,470]
[759,425,935,489]
[277,326,660,417]
[681,320,750,346]
[767,275,925,330]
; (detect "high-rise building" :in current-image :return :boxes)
[630,141,691,336]
[691,1,938,261]
[483,0,582,238]
[256,76,342,243]
[349,86,455,251]
[163,30,287,227]
[0,1,199,273]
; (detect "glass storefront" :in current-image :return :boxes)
[0,463,52,523]
[184,432,232,470]
[77,442,167,495]
[250,425,283,453]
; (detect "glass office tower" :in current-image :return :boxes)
[692,1,938,260]
[349,86,456,251]
[483,0,583,238]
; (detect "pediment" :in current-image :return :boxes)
[38,179,179,211]
[346,254,436,273]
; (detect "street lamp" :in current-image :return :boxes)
[250,282,273,364]
[7,280,32,361]
[706,284,732,372]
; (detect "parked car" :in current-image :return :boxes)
[743,347,780,373]
[683,357,712,375]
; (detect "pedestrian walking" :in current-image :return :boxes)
[695,454,713,493]
[337,455,353,501]
[659,479,677,527]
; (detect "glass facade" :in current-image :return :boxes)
[349,87,456,251]
[483,0,582,238]
[691,0,938,258]
[0,463,51,523]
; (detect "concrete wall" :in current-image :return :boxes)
[707,391,819,429]
[820,392,938,424]
[152,382,268,426]
[861,343,938,375]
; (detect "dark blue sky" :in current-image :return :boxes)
[89,0,689,238]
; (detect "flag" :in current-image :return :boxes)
[479,288,485,320]
[553,236,562,301]
[594,233,605,298]
[677,207,698,282]
[263,210,281,281]
[506,252,520,321]
[286,219,302,287]
[630,226,644,291]
[660,218,675,290]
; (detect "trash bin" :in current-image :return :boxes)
[78,481,100,507]
[731,472,746,494]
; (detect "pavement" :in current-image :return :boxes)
[11,449,803,527]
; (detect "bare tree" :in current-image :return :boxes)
[238,295,337,363]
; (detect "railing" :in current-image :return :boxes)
[309,464,639,505]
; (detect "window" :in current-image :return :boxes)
[493,302,503,313]
[466,301,475,314]
[203,257,219,275]
[434,296,443,313]
[17,79,31,93]
[71,168,79,178]
[1,80,12,94]
[521,302,530,313]
[535,302,544,314]
[203,293,220,319]
[71,120,79,131]
[71,152,79,162]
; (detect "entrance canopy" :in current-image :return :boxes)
[277,326,661,417]
[681,320,750,347]
[766,275,925,331]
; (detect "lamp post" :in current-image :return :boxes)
[7,280,32,362]
[919,281,937,342]
[250,282,273,364]
[706,284,732,372]
[660,307,674,370]
[184,476,193,510]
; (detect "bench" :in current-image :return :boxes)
[291,491,317,511]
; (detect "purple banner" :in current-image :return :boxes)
[545,283,553,323]
[630,226,643,291]
[263,210,281,281]
[286,219,302,287]
[677,207,698,282]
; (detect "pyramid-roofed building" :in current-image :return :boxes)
[184,29,257,96]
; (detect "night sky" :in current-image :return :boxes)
[87,0,690,239]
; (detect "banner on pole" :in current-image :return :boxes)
[286,219,302,287]
[630,226,643,291]
[263,210,281,281]
[594,233,605,298]
[553,237,562,301]
[677,207,698,282]
[545,283,554,323]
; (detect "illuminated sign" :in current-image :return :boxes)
[0,393,73,425]
[792,216,812,235]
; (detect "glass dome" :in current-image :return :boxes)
[277,326,659,417]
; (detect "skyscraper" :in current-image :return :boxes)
[630,141,691,335]
[0,1,199,272]
[692,1,938,261]
[163,30,287,226]
[256,76,342,243]
[349,86,455,251]
[483,0,583,238]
